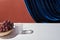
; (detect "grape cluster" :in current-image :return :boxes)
[0,20,14,32]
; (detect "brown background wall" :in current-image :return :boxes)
[0,0,35,23]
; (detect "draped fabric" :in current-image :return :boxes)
[24,0,60,23]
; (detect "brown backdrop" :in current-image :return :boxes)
[0,0,35,23]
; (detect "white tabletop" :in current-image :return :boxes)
[0,23,60,40]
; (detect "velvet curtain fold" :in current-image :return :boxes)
[24,0,60,23]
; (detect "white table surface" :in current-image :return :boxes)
[0,23,60,40]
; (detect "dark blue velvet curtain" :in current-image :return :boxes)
[24,0,60,23]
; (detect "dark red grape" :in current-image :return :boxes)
[0,20,14,32]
